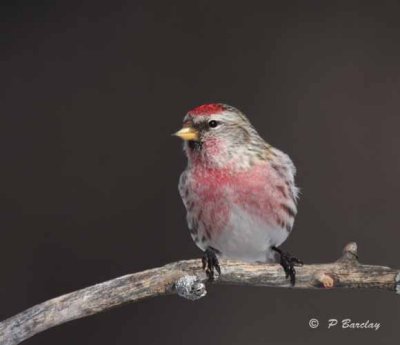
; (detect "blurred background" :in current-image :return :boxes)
[1,0,400,344]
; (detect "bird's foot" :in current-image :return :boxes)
[202,247,221,281]
[271,246,303,286]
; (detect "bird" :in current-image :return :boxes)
[174,103,302,285]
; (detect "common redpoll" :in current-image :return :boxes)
[174,104,302,284]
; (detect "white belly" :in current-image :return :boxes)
[209,205,289,262]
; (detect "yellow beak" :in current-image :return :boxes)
[173,127,199,141]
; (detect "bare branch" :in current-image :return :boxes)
[0,242,399,345]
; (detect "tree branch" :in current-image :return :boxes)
[1,242,399,345]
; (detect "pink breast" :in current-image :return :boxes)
[189,163,284,235]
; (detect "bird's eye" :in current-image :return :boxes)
[208,120,219,128]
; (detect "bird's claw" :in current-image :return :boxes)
[202,247,221,281]
[272,246,303,286]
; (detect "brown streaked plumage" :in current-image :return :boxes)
[175,104,303,284]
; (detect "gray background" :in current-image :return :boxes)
[1,0,400,344]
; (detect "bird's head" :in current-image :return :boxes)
[174,104,265,169]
